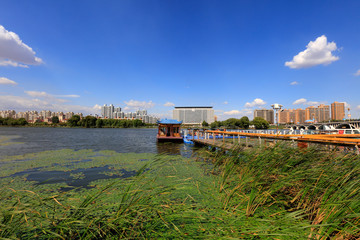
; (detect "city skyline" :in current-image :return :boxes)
[1,1,360,120]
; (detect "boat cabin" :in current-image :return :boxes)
[157,119,183,142]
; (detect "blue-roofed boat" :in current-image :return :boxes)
[157,119,183,142]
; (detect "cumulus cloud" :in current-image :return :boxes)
[223,101,228,105]
[285,35,339,69]
[244,98,266,108]
[0,95,100,115]
[164,101,175,107]
[293,98,321,106]
[224,110,242,115]
[293,98,307,105]
[290,81,299,85]
[0,25,43,68]
[0,77,17,85]
[124,100,155,110]
[354,70,360,76]
[220,109,253,120]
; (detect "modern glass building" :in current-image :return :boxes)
[173,106,215,125]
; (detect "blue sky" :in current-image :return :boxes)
[1,0,360,120]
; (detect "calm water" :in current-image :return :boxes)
[0,127,194,158]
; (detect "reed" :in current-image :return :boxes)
[0,144,359,239]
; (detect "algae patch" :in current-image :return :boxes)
[0,149,169,190]
[0,135,23,146]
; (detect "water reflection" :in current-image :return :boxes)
[0,127,196,158]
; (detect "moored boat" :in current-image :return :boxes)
[157,119,183,142]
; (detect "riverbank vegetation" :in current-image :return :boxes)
[0,117,28,126]
[0,144,359,238]
[0,115,155,128]
[209,116,270,129]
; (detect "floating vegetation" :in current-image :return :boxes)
[0,135,23,147]
[0,144,359,239]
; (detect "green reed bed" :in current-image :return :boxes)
[1,145,359,239]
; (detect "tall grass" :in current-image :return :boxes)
[1,145,359,239]
[199,143,360,239]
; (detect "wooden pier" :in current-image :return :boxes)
[190,130,360,153]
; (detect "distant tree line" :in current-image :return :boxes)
[1,114,270,129]
[0,115,150,128]
[207,116,270,129]
[0,117,28,126]
[67,115,147,128]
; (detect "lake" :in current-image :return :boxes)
[0,127,196,188]
[0,127,194,158]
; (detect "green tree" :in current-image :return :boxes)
[133,119,144,128]
[95,118,103,128]
[17,118,28,126]
[210,121,222,129]
[67,115,81,127]
[239,116,250,129]
[251,117,270,129]
[80,116,97,128]
[51,116,60,124]
[202,121,209,127]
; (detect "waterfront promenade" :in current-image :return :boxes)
[191,130,360,153]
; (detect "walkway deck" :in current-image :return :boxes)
[191,130,360,153]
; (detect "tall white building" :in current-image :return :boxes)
[101,104,158,124]
[173,106,215,125]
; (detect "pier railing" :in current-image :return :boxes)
[187,129,360,154]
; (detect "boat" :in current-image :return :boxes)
[157,119,183,142]
[183,135,195,144]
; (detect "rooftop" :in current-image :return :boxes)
[174,106,213,109]
[157,119,182,124]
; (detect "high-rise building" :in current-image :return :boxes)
[173,106,215,125]
[294,109,306,124]
[254,109,274,124]
[101,104,158,123]
[331,101,345,120]
[305,104,330,123]
[278,109,306,124]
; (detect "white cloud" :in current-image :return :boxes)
[244,98,266,108]
[224,110,242,115]
[0,25,43,68]
[285,35,339,69]
[293,98,321,106]
[124,99,155,110]
[293,98,307,105]
[0,95,100,115]
[217,108,254,121]
[164,101,175,107]
[223,101,228,105]
[0,60,29,68]
[25,91,80,99]
[0,77,17,85]
[25,91,50,98]
[290,81,299,85]
[354,70,360,76]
